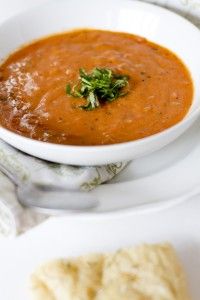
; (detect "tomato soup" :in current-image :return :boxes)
[0,29,193,145]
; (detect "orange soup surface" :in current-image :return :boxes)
[0,29,193,145]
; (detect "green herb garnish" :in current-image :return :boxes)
[66,68,130,110]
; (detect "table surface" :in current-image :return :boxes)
[0,1,200,299]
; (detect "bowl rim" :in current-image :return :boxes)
[0,0,200,152]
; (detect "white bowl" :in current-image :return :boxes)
[0,0,200,166]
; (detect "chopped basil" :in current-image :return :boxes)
[66,68,130,110]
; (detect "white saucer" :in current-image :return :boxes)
[88,117,200,216]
